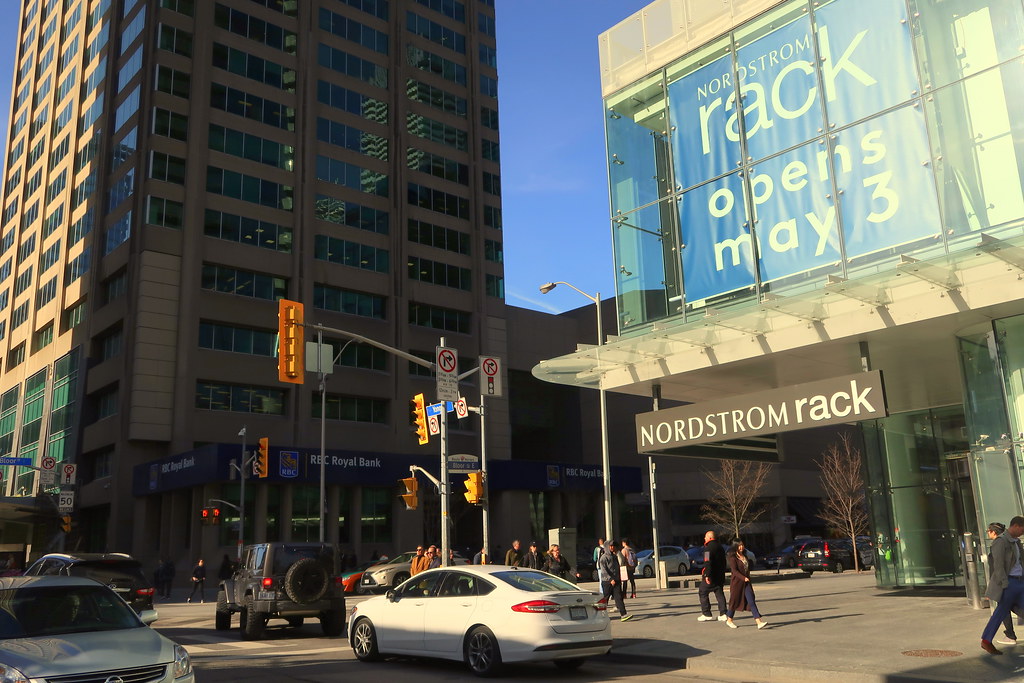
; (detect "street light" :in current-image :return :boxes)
[237,426,247,559]
[539,281,614,543]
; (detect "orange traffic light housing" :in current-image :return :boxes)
[411,393,428,445]
[464,471,484,505]
[60,515,72,533]
[255,437,269,478]
[400,477,419,510]
[277,299,305,384]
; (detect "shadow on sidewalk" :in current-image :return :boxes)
[608,637,707,668]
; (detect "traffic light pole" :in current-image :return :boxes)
[238,427,246,560]
[479,393,489,564]
[439,337,450,568]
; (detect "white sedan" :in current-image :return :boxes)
[348,565,611,675]
[635,546,691,578]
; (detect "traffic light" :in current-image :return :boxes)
[60,515,72,533]
[201,507,222,526]
[411,393,428,445]
[464,471,484,505]
[400,477,419,511]
[255,437,269,478]
[277,299,305,384]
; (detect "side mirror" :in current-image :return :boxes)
[386,590,397,602]
[139,609,159,626]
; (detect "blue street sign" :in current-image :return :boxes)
[425,401,455,417]
[0,457,32,466]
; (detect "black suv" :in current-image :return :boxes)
[23,552,155,614]
[216,542,346,640]
[796,539,856,574]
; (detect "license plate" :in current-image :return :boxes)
[569,606,587,620]
[257,591,274,601]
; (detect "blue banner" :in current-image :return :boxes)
[814,0,919,128]
[679,172,755,302]
[835,105,941,258]
[668,50,742,191]
[752,141,840,282]
[736,13,822,163]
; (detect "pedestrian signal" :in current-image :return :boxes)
[400,477,419,511]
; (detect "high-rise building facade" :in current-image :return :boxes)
[537,0,1024,590]
[0,0,509,564]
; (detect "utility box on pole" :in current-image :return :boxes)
[548,527,578,575]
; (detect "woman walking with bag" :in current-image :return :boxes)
[725,540,767,629]
[621,538,638,599]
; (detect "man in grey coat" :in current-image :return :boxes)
[981,516,1024,654]
[598,540,632,622]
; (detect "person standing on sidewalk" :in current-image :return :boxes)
[982,516,1024,655]
[187,558,206,604]
[620,538,638,599]
[598,540,632,622]
[520,541,544,569]
[543,544,572,581]
[697,530,728,622]
[725,540,767,629]
[504,539,523,567]
[594,538,607,594]
[986,523,1020,647]
[410,546,429,576]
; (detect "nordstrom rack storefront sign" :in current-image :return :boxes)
[635,371,886,454]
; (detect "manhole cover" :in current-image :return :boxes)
[902,650,963,658]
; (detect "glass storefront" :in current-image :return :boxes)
[606,0,1024,333]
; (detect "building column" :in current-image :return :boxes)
[280,484,292,542]
[327,486,340,545]
[349,487,362,554]
[254,485,269,543]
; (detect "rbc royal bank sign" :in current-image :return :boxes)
[670,0,940,302]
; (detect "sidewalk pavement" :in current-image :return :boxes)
[602,569,1024,682]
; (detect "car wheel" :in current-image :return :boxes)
[320,608,345,637]
[802,569,815,575]
[678,564,686,576]
[351,617,380,662]
[215,591,231,631]
[392,571,410,588]
[834,561,844,574]
[642,565,653,579]
[241,598,266,640]
[554,658,585,670]
[284,557,330,604]
[465,625,502,677]
[786,558,796,569]
[287,617,304,628]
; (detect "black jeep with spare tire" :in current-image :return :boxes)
[215,542,346,640]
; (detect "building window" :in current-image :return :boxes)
[95,385,119,420]
[147,196,184,229]
[318,43,388,89]
[206,166,293,211]
[407,148,468,185]
[313,195,388,234]
[484,205,502,229]
[407,183,469,220]
[104,211,132,255]
[319,7,388,54]
[36,277,58,307]
[212,43,295,91]
[485,273,504,299]
[7,343,25,369]
[198,321,276,356]
[406,112,467,150]
[0,386,19,457]
[406,45,465,85]
[316,117,388,161]
[195,381,285,414]
[160,0,195,16]
[406,79,466,117]
[150,152,186,184]
[32,323,53,352]
[203,209,291,252]
[153,108,188,141]
[408,255,471,290]
[317,80,387,125]
[361,487,393,544]
[201,264,287,301]
[158,24,193,57]
[103,270,129,304]
[408,219,469,254]
[98,326,123,361]
[155,65,190,98]
[406,11,465,53]
[211,82,294,130]
[315,155,389,197]
[408,302,470,333]
[208,124,293,170]
[61,299,87,332]
[314,393,387,424]
[314,235,389,273]
[215,3,297,54]
[313,284,386,319]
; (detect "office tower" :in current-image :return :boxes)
[0,0,507,560]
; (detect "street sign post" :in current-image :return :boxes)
[436,346,459,401]
[479,356,503,397]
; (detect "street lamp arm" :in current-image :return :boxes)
[208,498,241,513]
[539,281,599,304]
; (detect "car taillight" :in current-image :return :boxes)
[137,587,155,596]
[595,597,608,612]
[262,577,274,589]
[823,543,831,558]
[511,600,561,614]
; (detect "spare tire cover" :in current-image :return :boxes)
[284,557,329,604]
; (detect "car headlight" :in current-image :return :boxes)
[0,664,29,683]
[173,643,192,678]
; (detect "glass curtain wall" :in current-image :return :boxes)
[606,0,1024,333]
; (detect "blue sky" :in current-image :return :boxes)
[0,1,652,315]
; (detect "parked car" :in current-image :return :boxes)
[349,565,611,675]
[796,539,856,574]
[636,546,691,578]
[23,552,155,615]
[686,546,705,573]
[0,575,193,682]
[216,541,346,639]
[832,537,875,569]
[341,560,380,594]
[360,550,470,593]
[763,539,820,569]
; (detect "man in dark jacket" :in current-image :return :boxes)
[504,539,523,567]
[697,530,727,622]
[598,540,632,621]
[520,541,544,569]
[982,516,1024,654]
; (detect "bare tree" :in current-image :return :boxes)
[700,460,774,541]
[816,433,870,571]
